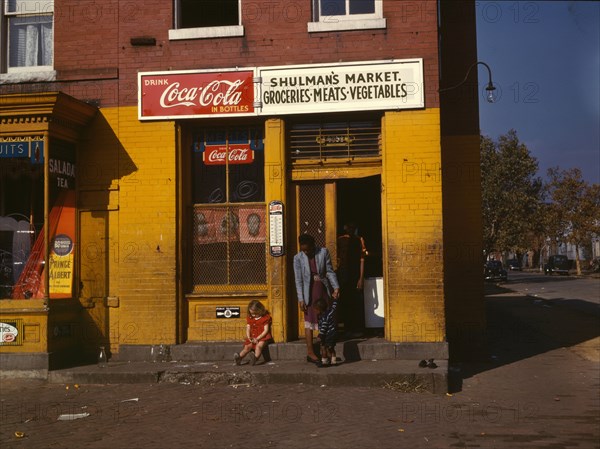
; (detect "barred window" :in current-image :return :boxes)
[289,120,381,163]
[191,126,266,290]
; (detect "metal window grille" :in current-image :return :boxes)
[298,184,326,248]
[193,205,267,289]
[289,121,381,163]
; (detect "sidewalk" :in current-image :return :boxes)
[45,339,449,394]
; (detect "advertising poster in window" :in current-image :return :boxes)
[13,141,77,299]
[239,207,266,243]
[47,142,76,298]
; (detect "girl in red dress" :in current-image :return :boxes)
[234,300,272,366]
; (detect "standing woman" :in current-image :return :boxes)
[293,234,340,363]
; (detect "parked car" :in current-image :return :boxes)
[506,258,522,271]
[543,255,570,275]
[484,260,508,282]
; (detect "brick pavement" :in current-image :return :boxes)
[1,289,599,449]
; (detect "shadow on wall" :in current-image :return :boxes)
[51,111,137,366]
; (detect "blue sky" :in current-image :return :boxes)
[476,1,599,184]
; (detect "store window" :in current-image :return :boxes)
[169,0,243,40]
[1,0,54,76]
[0,137,76,300]
[191,126,266,290]
[308,0,386,32]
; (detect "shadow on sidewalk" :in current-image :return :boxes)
[449,284,600,393]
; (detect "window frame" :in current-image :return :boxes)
[169,0,244,41]
[308,0,386,33]
[1,0,54,75]
[190,125,267,292]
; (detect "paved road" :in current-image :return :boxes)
[1,285,599,449]
[499,270,600,316]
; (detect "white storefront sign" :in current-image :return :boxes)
[258,59,424,115]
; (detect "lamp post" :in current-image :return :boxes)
[440,61,497,103]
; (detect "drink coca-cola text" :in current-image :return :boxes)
[160,79,245,109]
[204,146,254,165]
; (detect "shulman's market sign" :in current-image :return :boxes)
[139,59,424,120]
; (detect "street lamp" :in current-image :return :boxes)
[440,61,497,103]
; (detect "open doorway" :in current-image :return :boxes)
[336,175,383,335]
[336,175,383,278]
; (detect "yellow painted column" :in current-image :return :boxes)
[382,109,446,342]
[264,119,287,342]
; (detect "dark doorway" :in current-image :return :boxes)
[336,175,383,278]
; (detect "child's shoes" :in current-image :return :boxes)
[249,352,257,366]
[318,358,330,368]
[234,353,241,366]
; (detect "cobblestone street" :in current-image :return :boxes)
[2,289,599,449]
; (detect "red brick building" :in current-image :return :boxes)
[1,0,485,375]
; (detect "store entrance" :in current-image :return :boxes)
[291,175,383,338]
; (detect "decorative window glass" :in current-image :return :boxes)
[2,0,54,72]
[308,0,386,32]
[169,0,243,40]
[191,126,266,289]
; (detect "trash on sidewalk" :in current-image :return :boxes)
[14,431,25,438]
[120,398,139,403]
[229,383,251,389]
[57,413,90,421]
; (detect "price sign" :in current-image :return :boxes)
[269,201,284,257]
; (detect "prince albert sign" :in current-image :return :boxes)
[138,59,424,120]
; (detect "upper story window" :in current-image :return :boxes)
[0,0,55,83]
[169,0,244,41]
[2,0,53,70]
[308,0,386,33]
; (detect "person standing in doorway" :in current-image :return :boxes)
[336,222,367,337]
[293,233,340,363]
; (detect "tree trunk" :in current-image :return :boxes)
[575,244,582,275]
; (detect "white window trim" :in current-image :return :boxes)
[0,69,56,84]
[308,18,386,33]
[168,25,244,41]
[308,0,385,33]
[170,0,243,40]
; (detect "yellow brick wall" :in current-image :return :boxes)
[382,109,446,342]
[80,106,177,350]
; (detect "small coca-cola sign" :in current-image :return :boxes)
[139,70,255,119]
[203,144,254,165]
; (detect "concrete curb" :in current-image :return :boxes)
[47,360,449,394]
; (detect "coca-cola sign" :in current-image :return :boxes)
[203,144,254,165]
[139,70,255,119]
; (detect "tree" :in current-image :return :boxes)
[545,167,600,275]
[481,130,544,259]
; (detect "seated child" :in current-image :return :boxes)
[234,300,272,366]
[314,297,338,367]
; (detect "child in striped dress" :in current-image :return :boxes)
[314,297,338,367]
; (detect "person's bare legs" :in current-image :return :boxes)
[238,343,253,359]
[305,328,318,361]
[254,340,267,361]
